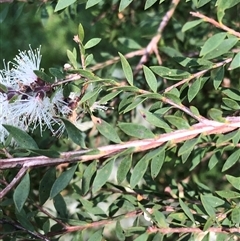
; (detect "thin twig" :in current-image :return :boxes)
[190,11,240,38]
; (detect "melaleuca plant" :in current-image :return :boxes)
[0,0,240,241]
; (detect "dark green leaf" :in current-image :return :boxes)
[99,90,122,104]
[117,155,132,184]
[188,78,201,102]
[216,190,240,199]
[178,138,199,156]
[179,198,195,223]
[34,70,54,83]
[50,164,78,199]
[182,19,203,32]
[213,67,224,90]
[13,173,30,212]
[200,194,216,217]
[222,149,240,171]
[115,221,125,241]
[3,125,38,149]
[39,168,56,205]
[151,147,165,179]
[123,98,146,114]
[222,98,240,110]
[53,194,67,218]
[49,68,65,79]
[61,118,86,148]
[164,115,190,129]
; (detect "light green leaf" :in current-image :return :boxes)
[151,148,165,179]
[119,0,133,12]
[78,23,84,42]
[200,194,216,217]
[222,88,240,101]
[229,52,240,70]
[216,190,240,199]
[50,164,78,199]
[84,38,101,49]
[178,138,199,156]
[119,52,133,86]
[204,38,239,59]
[200,32,227,56]
[144,0,158,10]
[67,49,78,69]
[3,125,38,149]
[226,175,240,191]
[216,0,240,22]
[79,88,101,104]
[123,98,146,114]
[54,0,77,12]
[92,158,115,193]
[164,115,190,129]
[99,90,122,104]
[231,208,240,224]
[118,122,155,139]
[222,98,240,110]
[88,228,103,241]
[182,19,203,32]
[179,198,195,223]
[143,65,158,92]
[13,173,30,212]
[86,0,103,9]
[115,221,125,241]
[118,37,142,49]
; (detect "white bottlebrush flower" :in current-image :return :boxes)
[10,46,41,86]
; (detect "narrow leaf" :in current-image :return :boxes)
[119,52,133,86]
[13,173,30,212]
[82,160,97,195]
[3,125,38,149]
[117,155,132,184]
[92,158,115,193]
[143,65,158,92]
[119,0,133,12]
[226,175,240,191]
[50,164,78,199]
[84,38,101,49]
[54,0,77,12]
[179,198,195,223]
[78,23,84,42]
[229,52,240,70]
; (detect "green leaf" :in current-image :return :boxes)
[82,160,97,195]
[222,88,240,101]
[34,70,54,83]
[134,232,149,241]
[118,37,142,49]
[204,37,239,60]
[151,66,190,80]
[86,0,102,8]
[226,175,240,191]
[39,168,56,205]
[182,19,203,32]
[222,98,240,110]
[164,115,190,129]
[152,209,168,228]
[231,207,240,224]
[99,90,122,104]
[216,0,240,22]
[216,130,240,147]
[92,158,115,193]
[151,148,165,179]
[123,98,146,114]
[13,173,30,212]
[216,190,240,199]
[178,138,199,156]
[53,194,67,218]
[117,155,132,184]
[200,32,227,56]
[118,122,155,139]
[93,117,121,143]
[60,118,86,148]
[78,23,84,42]
[119,0,133,12]
[67,49,78,69]
[130,151,158,188]
[213,67,224,90]
[179,198,195,223]
[54,0,77,12]
[229,52,240,70]
[84,38,101,49]
[140,109,170,130]
[3,125,38,149]
[188,78,201,102]
[49,68,65,79]
[144,0,158,10]
[200,194,216,217]
[119,52,133,86]
[115,221,125,241]
[88,228,103,241]
[143,65,158,92]
[208,108,224,121]
[208,152,220,170]
[50,164,78,199]
[79,88,101,104]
